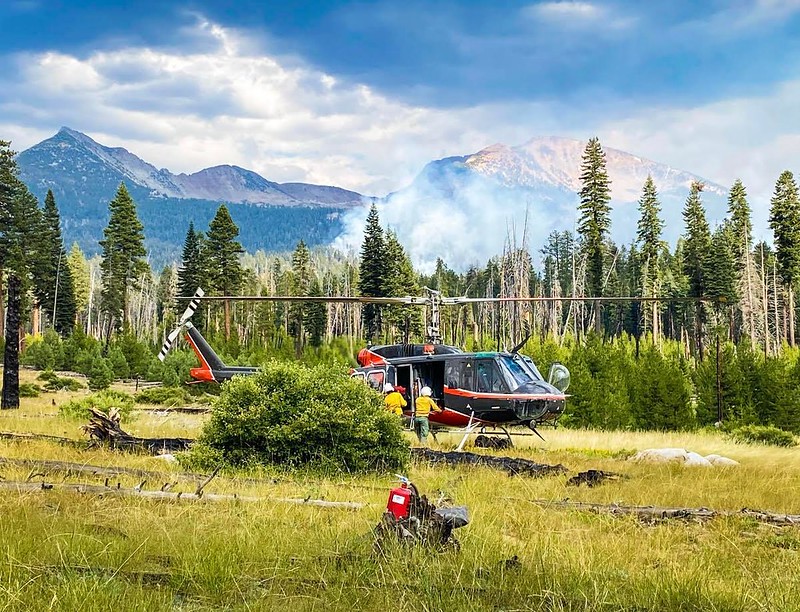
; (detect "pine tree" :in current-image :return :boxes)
[99,182,148,339]
[289,240,311,351]
[706,226,737,304]
[768,171,800,346]
[305,277,328,347]
[358,204,387,341]
[0,141,40,408]
[727,179,753,270]
[176,222,206,327]
[384,230,422,342]
[204,204,244,341]
[681,181,712,358]
[635,176,665,336]
[34,190,76,334]
[577,137,612,298]
[726,180,756,344]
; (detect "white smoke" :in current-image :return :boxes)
[335,172,574,274]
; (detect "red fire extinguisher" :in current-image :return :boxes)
[386,475,413,520]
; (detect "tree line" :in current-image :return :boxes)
[5,134,800,432]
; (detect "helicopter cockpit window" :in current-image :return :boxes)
[475,359,507,393]
[366,370,385,391]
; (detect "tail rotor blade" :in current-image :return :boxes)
[158,327,181,362]
[159,288,205,362]
[178,287,205,325]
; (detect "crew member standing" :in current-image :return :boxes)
[414,386,442,446]
[383,383,407,416]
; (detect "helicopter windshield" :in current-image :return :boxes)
[515,354,544,381]
[497,355,536,389]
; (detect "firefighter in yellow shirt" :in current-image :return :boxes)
[383,383,407,416]
[414,386,442,445]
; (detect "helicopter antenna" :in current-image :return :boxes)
[424,287,442,344]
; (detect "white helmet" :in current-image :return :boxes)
[383,383,394,393]
[420,386,432,397]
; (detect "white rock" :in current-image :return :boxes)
[631,448,690,463]
[683,451,713,467]
[704,454,740,467]
[155,453,178,463]
[630,448,738,467]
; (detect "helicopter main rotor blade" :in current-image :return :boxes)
[441,296,727,304]
[176,295,430,305]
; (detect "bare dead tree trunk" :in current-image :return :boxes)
[761,244,770,357]
[224,298,231,342]
[32,304,40,336]
[0,269,4,339]
[773,259,781,352]
[2,274,22,410]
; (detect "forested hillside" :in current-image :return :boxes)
[5,135,800,434]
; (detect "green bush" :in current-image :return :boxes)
[36,370,84,392]
[135,386,191,406]
[108,347,130,379]
[184,360,409,473]
[19,383,42,398]
[20,337,56,370]
[727,424,797,447]
[59,390,135,421]
[87,358,115,391]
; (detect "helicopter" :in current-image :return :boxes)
[160,287,571,443]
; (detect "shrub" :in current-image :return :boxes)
[727,424,797,447]
[36,370,84,392]
[108,347,130,379]
[113,331,154,379]
[135,386,191,407]
[20,337,56,370]
[19,383,42,398]
[184,360,409,473]
[88,357,115,391]
[59,390,135,420]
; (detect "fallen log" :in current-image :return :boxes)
[0,457,206,483]
[520,498,800,527]
[82,408,193,453]
[0,431,86,446]
[0,480,365,509]
[133,406,210,414]
[412,448,567,477]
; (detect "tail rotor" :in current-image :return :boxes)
[158,288,204,362]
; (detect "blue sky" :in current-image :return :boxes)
[1,0,799,206]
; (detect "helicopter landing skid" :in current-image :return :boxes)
[455,411,480,452]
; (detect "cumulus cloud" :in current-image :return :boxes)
[1,16,799,267]
[597,78,800,241]
[1,20,541,195]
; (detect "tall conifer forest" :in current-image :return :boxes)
[5,137,800,433]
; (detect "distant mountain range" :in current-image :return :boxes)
[16,129,729,268]
[16,127,369,263]
[382,137,728,265]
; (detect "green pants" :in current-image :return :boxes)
[414,416,430,444]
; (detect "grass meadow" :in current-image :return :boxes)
[2,369,800,611]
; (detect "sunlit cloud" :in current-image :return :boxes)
[1,16,799,267]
